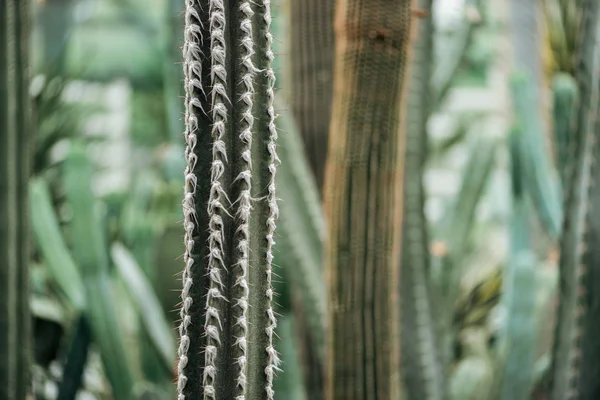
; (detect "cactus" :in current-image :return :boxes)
[499,128,538,399]
[509,71,563,240]
[400,0,446,398]
[549,0,600,398]
[324,1,412,397]
[283,0,335,191]
[176,1,280,398]
[0,0,31,398]
[551,73,579,185]
[430,0,484,108]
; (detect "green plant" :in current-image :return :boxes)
[324,1,413,397]
[400,0,447,398]
[176,1,280,398]
[283,0,335,192]
[0,0,32,398]
[549,0,600,398]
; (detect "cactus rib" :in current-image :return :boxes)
[1,0,31,398]
[177,1,280,398]
[324,0,413,398]
[550,0,600,398]
[400,0,446,398]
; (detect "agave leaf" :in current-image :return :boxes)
[63,142,135,400]
[111,242,176,369]
[29,178,86,311]
[436,135,498,293]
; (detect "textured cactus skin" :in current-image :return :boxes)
[176,1,280,399]
[0,0,31,398]
[550,1,600,398]
[400,1,447,399]
[324,0,412,398]
[285,0,335,192]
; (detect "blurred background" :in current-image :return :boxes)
[23,0,571,398]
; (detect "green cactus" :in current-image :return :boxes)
[509,71,563,241]
[430,0,484,108]
[549,0,600,398]
[283,0,335,192]
[176,1,280,398]
[551,73,579,185]
[400,0,447,398]
[499,129,538,399]
[0,0,32,398]
[324,1,412,397]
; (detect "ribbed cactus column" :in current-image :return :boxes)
[285,0,335,192]
[400,1,447,399]
[324,0,413,398]
[0,0,31,399]
[549,1,600,399]
[176,1,280,399]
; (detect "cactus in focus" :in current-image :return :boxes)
[550,0,600,398]
[0,0,32,398]
[324,0,412,397]
[176,1,280,399]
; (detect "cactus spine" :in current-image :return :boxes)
[550,0,600,398]
[324,0,412,398]
[177,1,280,399]
[0,0,31,398]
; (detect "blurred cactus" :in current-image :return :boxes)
[550,0,600,398]
[400,0,447,398]
[324,1,412,397]
[551,73,579,185]
[499,131,538,399]
[510,72,563,241]
[176,1,280,398]
[283,0,334,192]
[0,0,32,398]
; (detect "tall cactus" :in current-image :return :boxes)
[549,0,600,398]
[400,0,447,398]
[284,0,335,192]
[324,0,413,398]
[0,0,31,399]
[176,1,280,399]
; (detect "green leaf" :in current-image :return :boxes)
[29,178,86,311]
[63,142,135,400]
[111,242,176,369]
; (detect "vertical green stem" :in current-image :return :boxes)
[0,0,31,398]
[177,1,279,398]
[550,0,600,398]
[285,0,335,192]
[400,1,446,398]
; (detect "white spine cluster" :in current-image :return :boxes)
[204,0,229,398]
[178,1,204,399]
[261,2,281,399]
[234,3,257,399]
